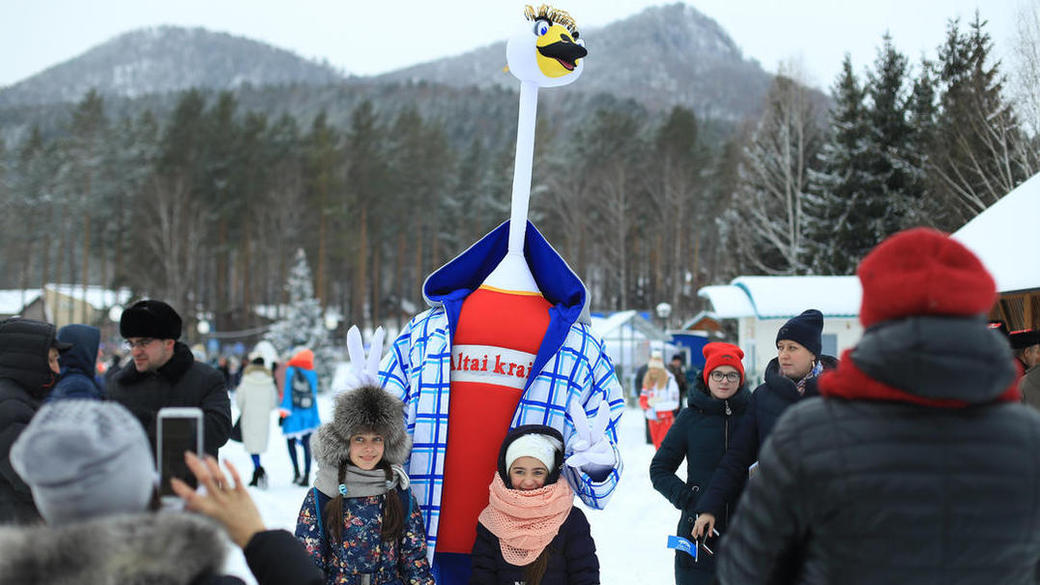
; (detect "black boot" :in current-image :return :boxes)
[248,467,261,487]
[255,466,267,489]
[296,470,309,487]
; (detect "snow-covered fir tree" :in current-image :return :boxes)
[807,41,929,275]
[806,55,872,275]
[866,35,919,236]
[265,248,337,390]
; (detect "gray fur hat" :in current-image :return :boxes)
[312,385,411,467]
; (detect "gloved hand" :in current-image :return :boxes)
[346,325,385,387]
[565,400,616,472]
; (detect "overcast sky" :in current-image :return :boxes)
[1,1,1025,91]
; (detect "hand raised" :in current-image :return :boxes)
[170,452,266,549]
[565,399,615,469]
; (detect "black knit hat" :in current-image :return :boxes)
[119,300,182,340]
[1010,329,1040,350]
[497,425,565,488]
[776,309,823,357]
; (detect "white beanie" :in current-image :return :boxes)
[10,400,155,524]
[505,433,564,473]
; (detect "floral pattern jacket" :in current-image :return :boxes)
[295,487,434,585]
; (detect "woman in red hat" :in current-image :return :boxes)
[690,309,839,542]
[716,228,1040,585]
[650,342,751,585]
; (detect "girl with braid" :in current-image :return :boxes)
[294,385,433,585]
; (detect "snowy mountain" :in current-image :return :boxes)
[0,26,347,107]
[0,4,777,121]
[376,3,775,120]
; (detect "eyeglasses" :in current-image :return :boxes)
[709,371,741,383]
[123,338,157,350]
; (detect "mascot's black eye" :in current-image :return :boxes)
[534,20,550,36]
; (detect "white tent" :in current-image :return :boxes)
[953,172,1040,293]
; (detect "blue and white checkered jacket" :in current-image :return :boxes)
[378,221,625,560]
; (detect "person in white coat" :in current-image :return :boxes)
[237,356,278,488]
[640,352,680,450]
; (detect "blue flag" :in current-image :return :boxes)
[667,535,698,561]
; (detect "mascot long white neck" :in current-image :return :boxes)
[480,4,587,293]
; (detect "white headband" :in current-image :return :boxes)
[505,433,563,473]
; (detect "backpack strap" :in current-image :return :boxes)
[312,487,330,565]
[398,486,413,518]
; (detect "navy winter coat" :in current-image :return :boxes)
[49,324,103,401]
[470,506,599,585]
[694,355,837,518]
[718,316,1040,585]
[650,377,750,585]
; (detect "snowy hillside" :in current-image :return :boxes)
[377,2,779,119]
[218,389,680,584]
[0,26,346,106]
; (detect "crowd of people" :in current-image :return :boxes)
[1,228,1040,585]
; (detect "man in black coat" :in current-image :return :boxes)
[0,317,68,523]
[106,300,231,458]
[718,228,1040,585]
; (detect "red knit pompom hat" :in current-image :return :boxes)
[857,228,996,328]
[702,342,745,386]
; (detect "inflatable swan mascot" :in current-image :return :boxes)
[360,6,625,583]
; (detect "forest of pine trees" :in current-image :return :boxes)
[0,14,1035,335]
[733,14,1038,276]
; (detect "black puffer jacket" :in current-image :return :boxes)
[0,318,58,524]
[106,341,231,457]
[718,316,1040,585]
[470,425,599,585]
[650,376,750,585]
[470,507,599,585]
[694,354,837,519]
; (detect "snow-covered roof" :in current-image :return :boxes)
[697,285,756,318]
[680,310,720,330]
[952,172,1040,293]
[0,289,41,315]
[699,276,862,320]
[45,284,131,310]
[590,310,670,342]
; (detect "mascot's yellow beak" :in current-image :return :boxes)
[535,22,587,78]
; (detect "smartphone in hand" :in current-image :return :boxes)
[157,407,204,504]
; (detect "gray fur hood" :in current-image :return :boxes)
[313,385,411,467]
[0,513,229,585]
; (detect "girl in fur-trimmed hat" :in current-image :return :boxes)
[469,425,600,585]
[294,385,433,585]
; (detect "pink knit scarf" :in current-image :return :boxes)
[477,474,574,566]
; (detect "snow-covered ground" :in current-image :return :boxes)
[219,390,682,584]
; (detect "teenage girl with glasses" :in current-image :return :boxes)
[649,342,751,585]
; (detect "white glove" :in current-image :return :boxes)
[346,325,385,387]
[565,400,616,471]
